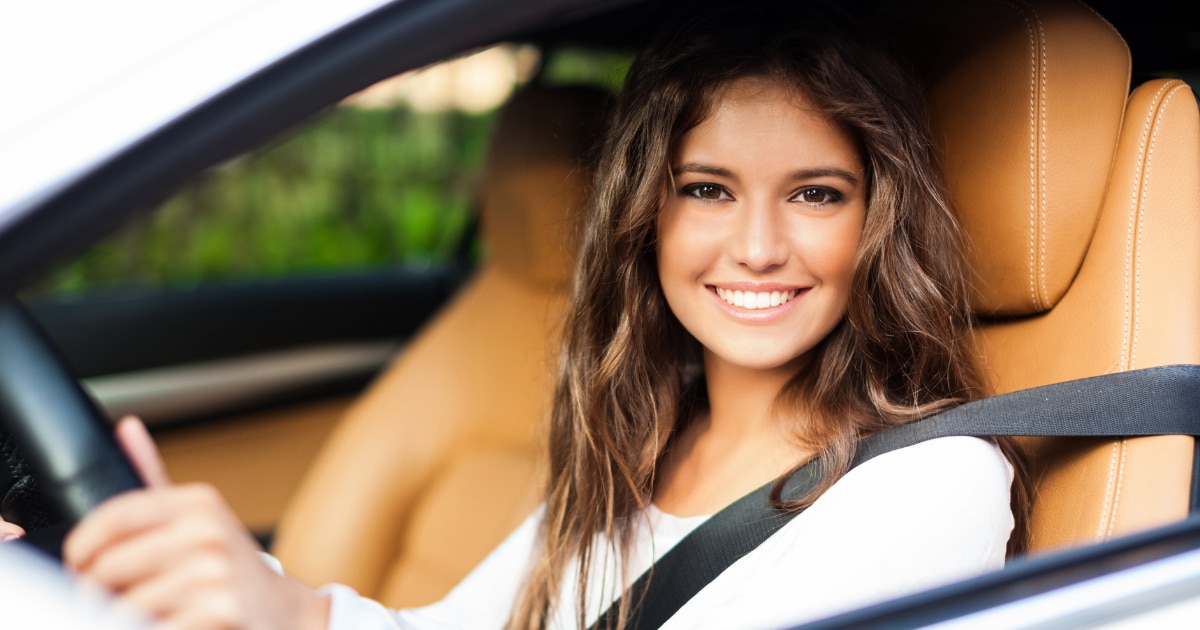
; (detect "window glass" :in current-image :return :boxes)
[26,44,631,297]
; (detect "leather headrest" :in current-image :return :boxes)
[479,85,611,289]
[905,0,1131,315]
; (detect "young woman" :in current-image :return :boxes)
[3,4,1030,629]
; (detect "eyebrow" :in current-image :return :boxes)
[672,163,861,186]
[791,167,861,186]
[672,163,735,178]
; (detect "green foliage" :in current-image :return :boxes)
[31,105,494,294]
[541,48,633,93]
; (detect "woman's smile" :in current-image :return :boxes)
[710,285,806,317]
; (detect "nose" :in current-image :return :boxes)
[729,198,789,271]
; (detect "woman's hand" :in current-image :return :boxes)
[63,417,330,630]
[0,516,25,541]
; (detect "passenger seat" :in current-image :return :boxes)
[271,85,610,606]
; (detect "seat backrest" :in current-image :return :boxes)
[271,85,610,605]
[909,0,1200,552]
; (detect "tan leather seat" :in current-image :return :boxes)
[908,0,1200,552]
[272,85,610,606]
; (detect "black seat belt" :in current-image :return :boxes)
[590,364,1200,630]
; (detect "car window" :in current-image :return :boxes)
[23,44,631,297]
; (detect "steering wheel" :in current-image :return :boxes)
[0,296,142,555]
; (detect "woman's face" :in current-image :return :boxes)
[657,78,867,375]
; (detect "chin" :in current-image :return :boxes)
[708,344,812,375]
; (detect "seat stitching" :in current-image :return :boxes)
[1122,81,1171,370]
[1036,5,1049,309]
[1003,0,1044,310]
[1103,84,1179,542]
[1132,83,1186,370]
[1105,440,1129,539]
[994,0,1039,310]
[998,0,1039,311]
[1097,440,1120,540]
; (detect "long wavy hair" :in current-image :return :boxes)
[510,4,1031,628]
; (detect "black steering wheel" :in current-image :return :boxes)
[0,296,142,556]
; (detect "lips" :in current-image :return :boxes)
[713,287,800,310]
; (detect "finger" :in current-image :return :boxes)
[116,416,171,488]
[64,485,193,572]
[117,554,232,620]
[80,513,212,592]
[0,520,25,541]
[155,587,241,630]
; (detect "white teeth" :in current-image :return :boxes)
[715,288,799,310]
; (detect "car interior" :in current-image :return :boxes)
[271,84,611,604]
[6,0,1200,622]
[907,0,1199,549]
[270,0,1200,608]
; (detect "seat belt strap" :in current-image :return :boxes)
[589,364,1200,630]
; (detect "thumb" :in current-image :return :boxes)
[115,416,171,488]
[0,520,25,542]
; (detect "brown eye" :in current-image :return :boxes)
[682,183,730,201]
[795,186,841,205]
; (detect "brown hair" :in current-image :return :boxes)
[511,4,1030,628]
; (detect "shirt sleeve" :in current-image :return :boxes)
[324,506,544,630]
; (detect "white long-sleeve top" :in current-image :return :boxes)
[322,436,1015,629]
